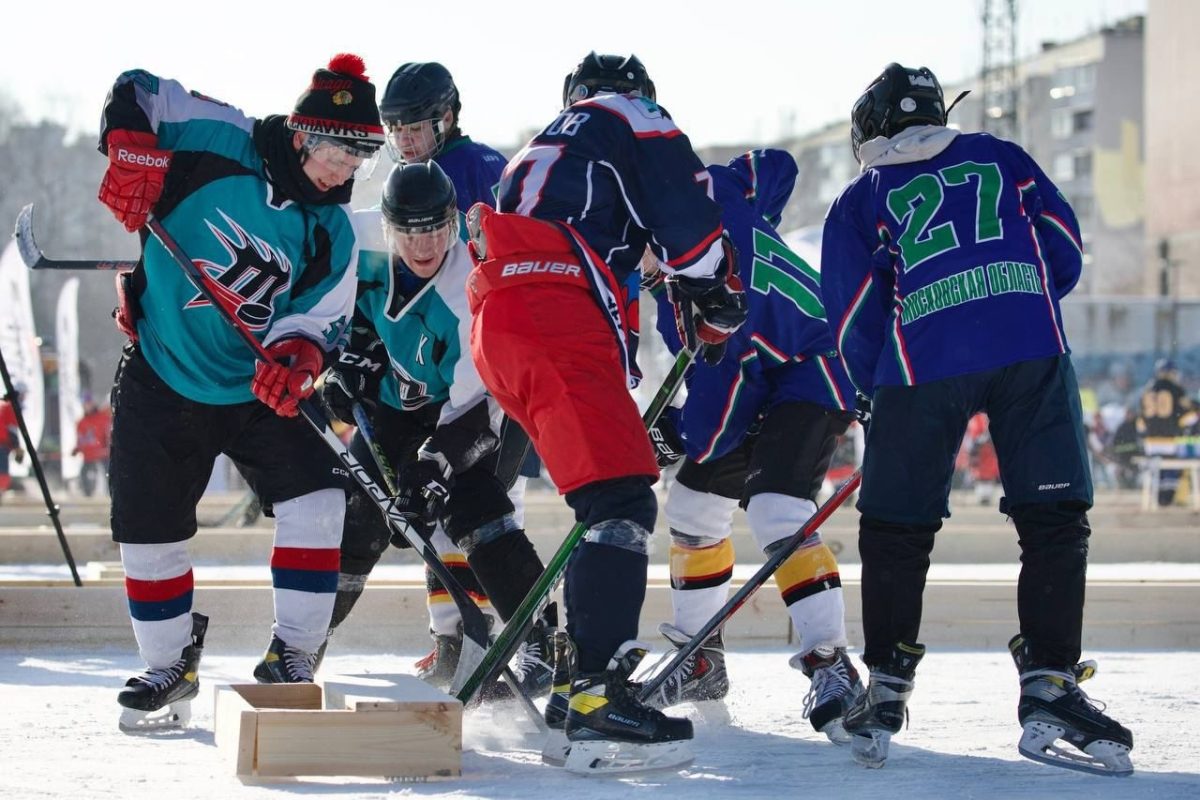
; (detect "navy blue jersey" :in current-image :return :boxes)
[654,149,853,462]
[435,134,506,213]
[821,129,1083,394]
[496,93,725,284]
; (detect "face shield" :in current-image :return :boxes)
[384,116,447,164]
[300,134,382,182]
[382,214,459,278]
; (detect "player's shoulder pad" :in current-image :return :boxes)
[574,94,681,139]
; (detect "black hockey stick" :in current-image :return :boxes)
[14,205,136,270]
[349,401,547,729]
[637,468,862,704]
[0,349,82,586]
[140,215,494,667]
[453,343,697,704]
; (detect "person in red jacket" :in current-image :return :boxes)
[73,395,112,497]
[0,394,25,500]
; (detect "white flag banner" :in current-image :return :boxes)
[57,278,83,481]
[0,241,44,477]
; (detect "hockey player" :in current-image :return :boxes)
[99,55,384,730]
[642,149,863,744]
[820,62,1133,775]
[317,161,554,695]
[377,62,529,685]
[466,53,748,774]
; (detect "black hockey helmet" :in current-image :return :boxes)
[382,161,457,232]
[379,62,461,126]
[563,52,655,108]
[850,63,947,162]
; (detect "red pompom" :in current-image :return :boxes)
[327,53,368,80]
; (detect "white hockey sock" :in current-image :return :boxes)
[120,541,194,668]
[270,488,344,653]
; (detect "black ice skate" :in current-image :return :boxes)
[253,634,319,684]
[645,622,729,708]
[509,615,555,699]
[1009,634,1133,777]
[842,641,925,768]
[791,645,864,744]
[118,612,208,733]
[563,641,695,775]
[415,630,462,689]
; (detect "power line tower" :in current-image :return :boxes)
[981,0,1019,141]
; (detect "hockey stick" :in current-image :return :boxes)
[349,400,547,728]
[14,205,136,271]
[452,343,697,704]
[0,349,82,586]
[637,468,862,704]
[139,215,494,669]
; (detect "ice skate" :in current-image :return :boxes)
[118,612,208,733]
[509,613,556,699]
[644,623,729,709]
[791,646,864,744]
[541,631,575,766]
[842,641,924,768]
[253,634,319,684]
[1009,635,1133,777]
[563,641,694,776]
[415,630,462,689]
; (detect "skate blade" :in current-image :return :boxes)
[850,730,890,768]
[1018,721,1133,777]
[118,701,192,734]
[820,718,852,746]
[563,739,694,776]
[541,730,571,766]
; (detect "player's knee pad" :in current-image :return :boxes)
[746,492,819,554]
[1008,500,1092,551]
[120,540,191,583]
[566,476,657,532]
[274,488,345,549]
[583,519,652,556]
[664,481,737,544]
[454,513,521,555]
[859,516,940,561]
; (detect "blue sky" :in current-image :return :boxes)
[4,0,1146,149]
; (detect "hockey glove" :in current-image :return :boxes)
[112,272,141,341]
[668,235,748,366]
[318,337,388,426]
[854,392,873,434]
[251,337,324,418]
[393,443,454,539]
[98,130,172,233]
[648,412,685,469]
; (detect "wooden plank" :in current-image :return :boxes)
[252,709,460,778]
[213,685,258,777]
[228,682,322,710]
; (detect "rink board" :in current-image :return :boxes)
[214,675,460,781]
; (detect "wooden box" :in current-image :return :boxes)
[214,674,461,781]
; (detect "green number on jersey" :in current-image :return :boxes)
[749,228,826,320]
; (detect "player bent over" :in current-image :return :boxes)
[100,55,384,730]
[316,161,554,695]
[642,149,863,743]
[821,62,1133,775]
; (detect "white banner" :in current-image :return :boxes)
[0,241,44,477]
[57,278,82,481]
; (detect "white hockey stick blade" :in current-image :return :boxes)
[541,730,571,766]
[118,701,193,734]
[1018,720,1134,777]
[13,204,43,268]
[563,739,694,777]
[450,635,487,697]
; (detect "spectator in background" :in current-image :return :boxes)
[1137,359,1199,506]
[1096,361,1139,410]
[1110,407,1142,490]
[73,393,112,497]
[0,388,26,503]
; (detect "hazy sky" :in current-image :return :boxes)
[5,0,1146,150]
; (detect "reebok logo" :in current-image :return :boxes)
[116,147,170,169]
[500,261,581,278]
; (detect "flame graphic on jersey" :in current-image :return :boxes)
[184,211,292,331]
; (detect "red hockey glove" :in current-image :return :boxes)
[98,129,172,233]
[251,337,324,417]
[668,235,748,365]
[112,272,140,341]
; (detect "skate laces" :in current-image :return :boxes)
[801,654,854,719]
[510,637,551,682]
[282,645,318,682]
[132,657,188,690]
[643,647,697,708]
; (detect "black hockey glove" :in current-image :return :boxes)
[393,444,454,540]
[318,336,388,426]
[854,392,873,434]
[648,413,685,469]
[667,235,748,366]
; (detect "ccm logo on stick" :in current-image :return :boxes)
[115,148,170,169]
[500,261,581,277]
